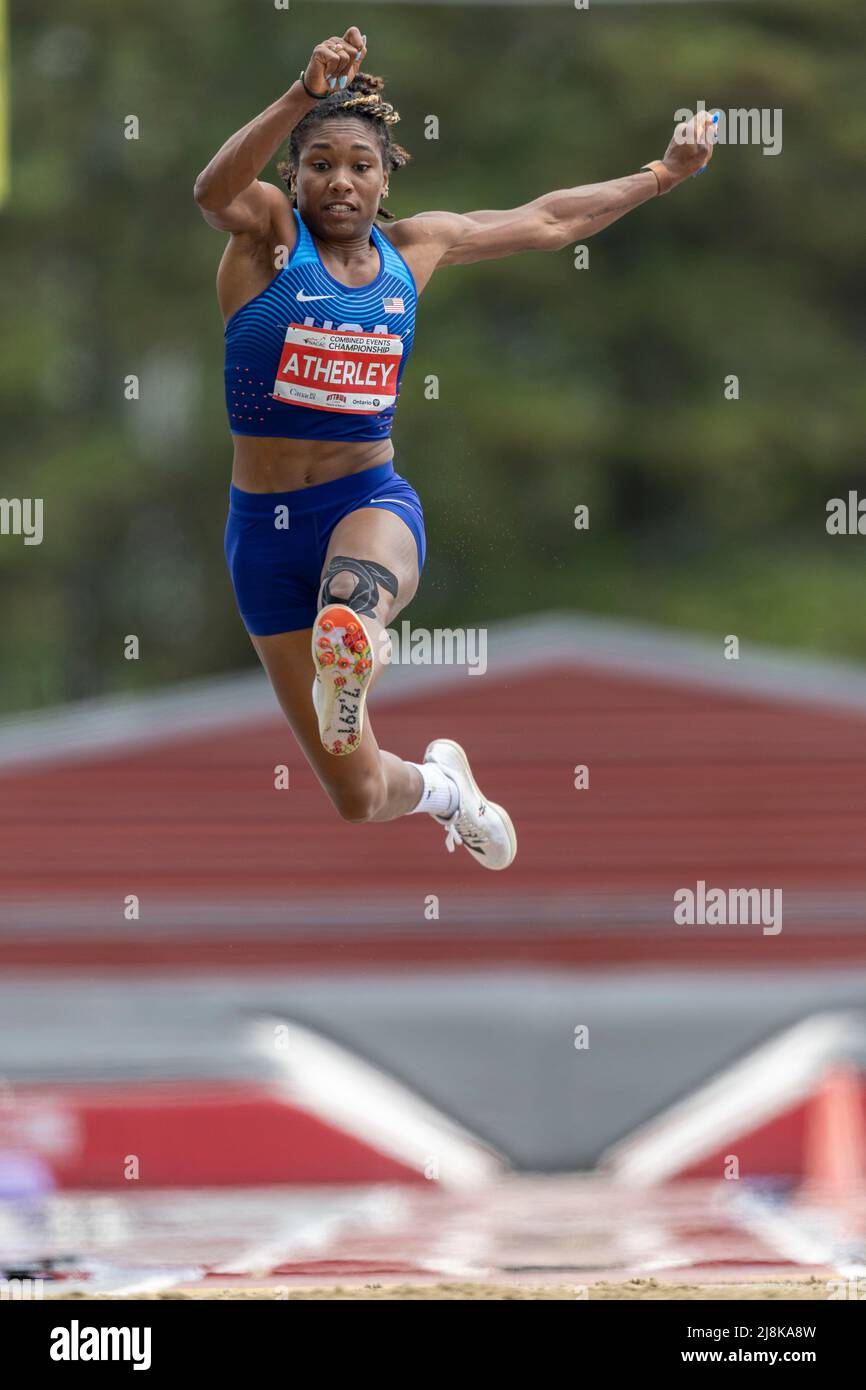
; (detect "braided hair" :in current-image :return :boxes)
[277,71,411,221]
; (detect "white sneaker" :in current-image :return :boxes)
[311,605,374,756]
[424,738,517,870]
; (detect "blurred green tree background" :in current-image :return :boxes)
[1,0,864,713]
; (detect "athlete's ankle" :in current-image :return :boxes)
[405,759,459,818]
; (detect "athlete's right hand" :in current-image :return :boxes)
[303,28,367,96]
[661,109,717,185]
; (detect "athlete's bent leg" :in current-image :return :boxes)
[317,504,419,696]
[311,505,516,863]
[251,625,421,823]
[311,505,423,818]
[253,507,424,823]
[250,505,516,863]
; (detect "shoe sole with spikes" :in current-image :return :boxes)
[311,605,374,756]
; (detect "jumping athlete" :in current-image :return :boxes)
[194,27,715,871]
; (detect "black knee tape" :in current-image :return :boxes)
[319,556,398,617]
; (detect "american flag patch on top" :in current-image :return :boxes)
[383,296,405,314]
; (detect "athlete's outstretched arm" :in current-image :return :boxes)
[403,110,716,269]
[193,27,367,232]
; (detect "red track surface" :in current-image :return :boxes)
[2,666,865,967]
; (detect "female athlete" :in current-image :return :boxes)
[193,26,715,871]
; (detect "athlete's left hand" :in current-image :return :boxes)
[661,109,718,185]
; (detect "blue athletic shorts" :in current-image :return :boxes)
[224,459,426,636]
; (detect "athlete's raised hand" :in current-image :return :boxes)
[303,27,367,96]
[661,109,718,184]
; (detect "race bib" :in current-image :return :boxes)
[272,323,403,414]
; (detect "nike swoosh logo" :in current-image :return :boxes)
[296,290,335,302]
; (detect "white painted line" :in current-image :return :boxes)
[48,1264,204,1298]
[730,1188,866,1279]
[250,1017,507,1190]
[601,1012,864,1185]
[208,1188,409,1277]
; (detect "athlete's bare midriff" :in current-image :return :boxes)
[231,433,394,492]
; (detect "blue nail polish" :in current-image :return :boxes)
[328,76,336,89]
[339,75,347,89]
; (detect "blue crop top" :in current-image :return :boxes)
[223,206,418,441]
